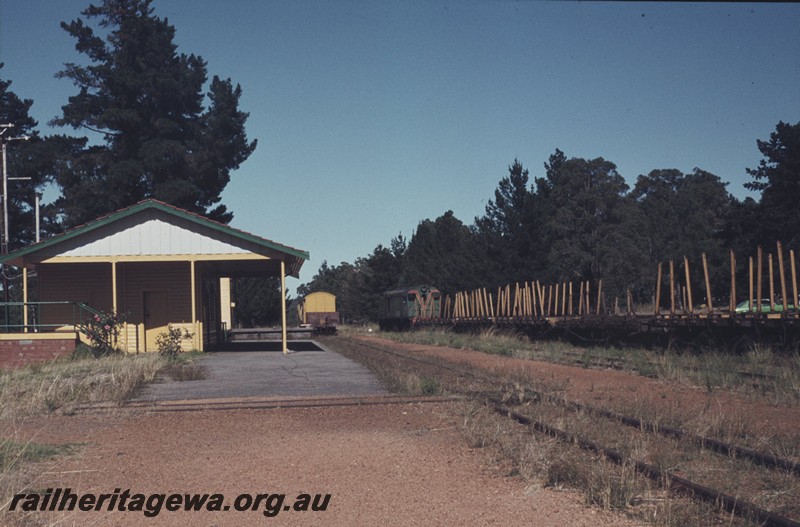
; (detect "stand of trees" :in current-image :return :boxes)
[1,0,273,320]
[2,2,797,324]
[0,0,256,251]
[300,121,800,323]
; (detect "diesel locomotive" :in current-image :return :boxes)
[378,285,442,331]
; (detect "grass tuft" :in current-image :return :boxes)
[0,436,78,526]
[0,352,168,417]
[159,362,208,382]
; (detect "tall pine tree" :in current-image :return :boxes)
[744,121,800,247]
[52,0,256,225]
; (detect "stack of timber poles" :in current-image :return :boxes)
[420,241,799,338]
[653,241,799,321]
[442,279,607,323]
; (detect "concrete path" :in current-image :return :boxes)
[132,341,389,402]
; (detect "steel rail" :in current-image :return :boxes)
[333,336,800,526]
[338,336,799,476]
[490,401,800,527]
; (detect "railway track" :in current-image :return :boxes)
[517,346,780,388]
[412,312,800,353]
[346,336,799,474]
[328,335,800,527]
[561,342,790,386]
[71,394,454,414]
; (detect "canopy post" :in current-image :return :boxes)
[22,266,28,332]
[190,259,198,350]
[281,260,288,354]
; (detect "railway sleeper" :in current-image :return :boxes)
[487,399,800,527]
[338,336,800,477]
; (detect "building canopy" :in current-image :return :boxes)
[0,200,309,353]
[0,199,309,277]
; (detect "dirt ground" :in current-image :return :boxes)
[5,403,634,527]
[351,335,800,439]
[7,334,798,526]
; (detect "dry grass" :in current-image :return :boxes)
[331,334,792,526]
[328,338,441,396]
[464,394,774,525]
[0,349,213,418]
[0,438,75,480]
[0,353,168,418]
[381,327,527,357]
[0,433,79,526]
[0,350,211,525]
[457,401,744,526]
[547,452,645,510]
[159,361,208,382]
[378,327,800,402]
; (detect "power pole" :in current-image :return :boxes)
[0,124,31,305]
[0,124,31,254]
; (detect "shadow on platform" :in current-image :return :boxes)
[212,341,324,352]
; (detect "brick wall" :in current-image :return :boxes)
[0,337,77,369]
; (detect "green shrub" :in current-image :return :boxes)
[420,376,440,395]
[156,325,194,359]
[82,311,124,356]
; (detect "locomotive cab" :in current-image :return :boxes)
[379,285,441,331]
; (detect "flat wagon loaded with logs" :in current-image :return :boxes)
[379,242,800,350]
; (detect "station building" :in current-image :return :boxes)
[0,199,308,365]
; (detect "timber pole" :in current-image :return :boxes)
[791,249,798,310]
[769,253,775,312]
[569,282,573,316]
[749,257,754,313]
[702,252,713,314]
[596,279,603,315]
[655,262,662,316]
[281,260,288,354]
[730,250,736,314]
[669,260,675,315]
[778,242,788,310]
[757,246,763,313]
[684,256,694,314]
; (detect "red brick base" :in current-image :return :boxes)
[0,337,78,369]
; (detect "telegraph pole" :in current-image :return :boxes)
[0,124,31,254]
[0,124,31,305]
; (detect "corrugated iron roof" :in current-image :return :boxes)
[0,199,309,277]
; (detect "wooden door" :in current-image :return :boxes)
[144,291,170,352]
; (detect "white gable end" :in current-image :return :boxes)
[60,217,252,257]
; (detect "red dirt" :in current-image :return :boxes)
[5,404,634,526]
[7,334,798,526]
[353,335,800,439]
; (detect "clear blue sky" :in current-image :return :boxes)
[1,1,799,289]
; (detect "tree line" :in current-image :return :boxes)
[299,122,800,323]
[1,1,797,326]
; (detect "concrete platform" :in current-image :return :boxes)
[132,341,389,402]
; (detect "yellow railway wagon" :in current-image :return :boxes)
[299,291,339,334]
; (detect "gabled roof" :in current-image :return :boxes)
[0,199,309,277]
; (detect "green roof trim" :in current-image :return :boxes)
[0,200,310,270]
